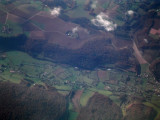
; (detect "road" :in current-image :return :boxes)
[133,42,148,64]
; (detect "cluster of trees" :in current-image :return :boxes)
[0,82,67,120]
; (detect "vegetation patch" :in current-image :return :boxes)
[80,90,94,107]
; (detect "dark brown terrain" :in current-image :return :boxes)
[124,103,157,120]
[0,82,67,120]
[77,93,123,120]
[134,10,160,81]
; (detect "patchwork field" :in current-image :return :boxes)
[0,50,159,119]
[0,0,160,120]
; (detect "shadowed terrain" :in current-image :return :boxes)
[77,93,123,120]
[124,103,157,120]
[0,82,67,120]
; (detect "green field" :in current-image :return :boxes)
[144,98,160,120]
[0,70,23,83]
[0,51,51,84]
[140,63,149,74]
[89,88,112,96]
[80,90,95,107]
[65,0,93,19]
[0,21,23,37]
[68,111,78,120]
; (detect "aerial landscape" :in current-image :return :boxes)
[0,0,160,120]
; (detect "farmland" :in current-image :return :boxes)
[0,0,160,120]
[0,50,160,119]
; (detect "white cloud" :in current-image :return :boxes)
[91,1,98,9]
[72,26,79,33]
[50,7,61,16]
[127,10,134,16]
[91,12,117,31]
[144,38,148,43]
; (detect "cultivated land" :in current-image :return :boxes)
[0,0,160,120]
[0,50,160,119]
